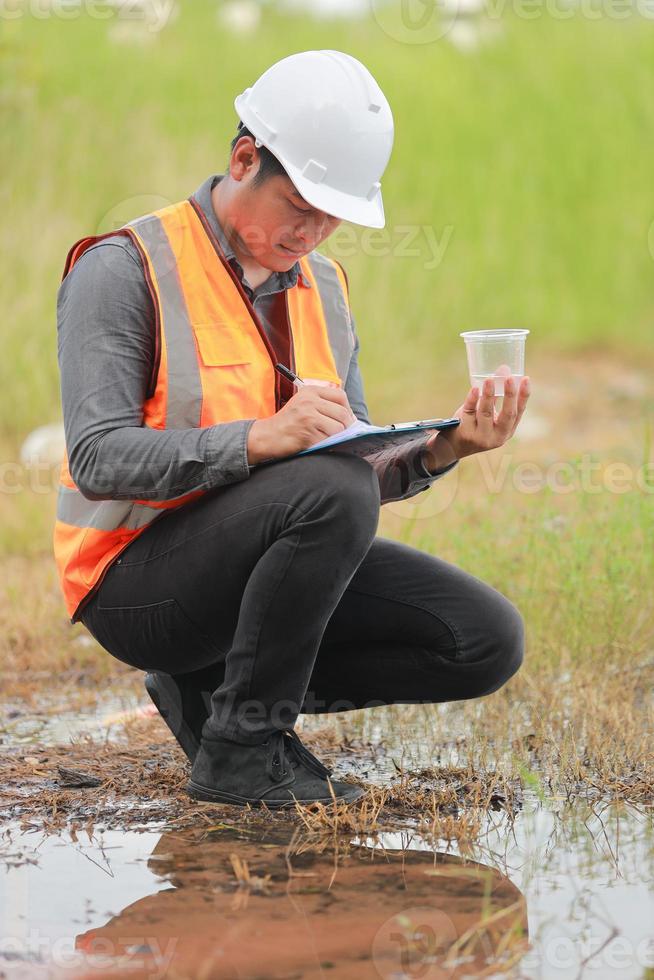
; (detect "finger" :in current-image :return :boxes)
[476,377,497,438]
[509,376,531,435]
[315,398,356,428]
[316,386,355,421]
[462,386,480,414]
[312,416,350,440]
[311,385,350,405]
[495,374,519,437]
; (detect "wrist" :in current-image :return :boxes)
[247,418,273,465]
[421,431,461,474]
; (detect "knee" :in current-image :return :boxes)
[303,453,381,536]
[482,596,525,694]
[449,584,525,699]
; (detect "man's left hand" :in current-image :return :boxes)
[422,374,531,468]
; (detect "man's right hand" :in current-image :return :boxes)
[246,384,357,465]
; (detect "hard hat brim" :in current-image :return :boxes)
[281,161,386,229]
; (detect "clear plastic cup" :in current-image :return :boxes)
[459,329,529,397]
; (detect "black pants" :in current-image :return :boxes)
[80,452,525,745]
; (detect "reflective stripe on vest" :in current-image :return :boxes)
[54,197,355,623]
[306,251,353,385]
[57,486,159,531]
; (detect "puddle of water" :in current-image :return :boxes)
[1,798,652,979]
[364,803,654,979]
[1,697,653,977]
[1,818,526,979]
[0,692,152,748]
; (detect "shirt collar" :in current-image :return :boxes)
[190,174,312,291]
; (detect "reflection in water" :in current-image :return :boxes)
[3,800,652,978]
[72,826,528,978]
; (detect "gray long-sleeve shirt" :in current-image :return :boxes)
[56,174,458,505]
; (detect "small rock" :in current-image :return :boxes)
[57,766,102,788]
[217,0,261,33]
[19,423,65,467]
[542,515,568,533]
[279,0,369,17]
[73,634,95,648]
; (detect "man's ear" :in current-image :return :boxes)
[230,136,259,182]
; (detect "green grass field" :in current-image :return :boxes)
[1,3,653,742]
[2,4,654,441]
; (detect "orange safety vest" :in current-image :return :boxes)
[53,196,355,624]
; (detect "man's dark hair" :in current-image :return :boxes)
[229,121,289,186]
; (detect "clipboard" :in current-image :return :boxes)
[294,416,461,461]
[250,417,460,469]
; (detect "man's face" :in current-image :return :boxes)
[227,140,342,271]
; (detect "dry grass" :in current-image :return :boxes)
[3,677,650,845]
[441,655,654,807]
[1,351,653,842]
[0,554,120,693]
[0,718,521,847]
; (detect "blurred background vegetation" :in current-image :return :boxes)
[0,1,653,681]
[2,2,654,435]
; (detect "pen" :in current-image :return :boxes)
[274,363,306,386]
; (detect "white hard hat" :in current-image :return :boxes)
[234,50,394,229]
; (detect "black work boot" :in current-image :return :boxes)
[187,727,366,809]
[144,663,225,764]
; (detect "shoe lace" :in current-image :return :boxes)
[265,728,333,783]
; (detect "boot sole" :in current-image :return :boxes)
[186,779,366,809]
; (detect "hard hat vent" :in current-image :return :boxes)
[302,160,328,184]
[366,182,381,202]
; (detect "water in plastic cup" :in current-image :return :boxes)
[459,329,529,397]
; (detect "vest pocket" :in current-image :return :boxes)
[194,322,255,367]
